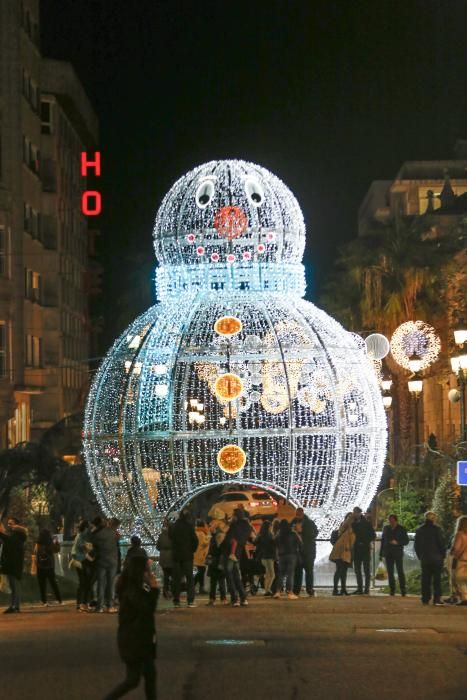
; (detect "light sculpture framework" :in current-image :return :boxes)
[390,320,441,371]
[84,160,387,542]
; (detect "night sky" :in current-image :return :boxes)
[40,0,467,345]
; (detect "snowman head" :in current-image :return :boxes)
[153,160,306,270]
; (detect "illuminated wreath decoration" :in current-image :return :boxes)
[390,320,441,371]
[217,444,247,474]
[214,316,243,336]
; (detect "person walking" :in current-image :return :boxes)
[206,527,228,605]
[292,507,318,597]
[223,508,250,606]
[255,520,276,596]
[33,529,62,606]
[450,515,467,606]
[380,514,409,596]
[0,518,27,613]
[274,519,301,600]
[91,517,119,613]
[169,509,198,608]
[329,513,355,596]
[351,507,376,594]
[124,536,148,565]
[104,555,159,700]
[71,520,93,611]
[414,511,446,606]
[156,520,173,599]
[193,520,210,594]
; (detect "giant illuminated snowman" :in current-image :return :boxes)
[84,160,387,543]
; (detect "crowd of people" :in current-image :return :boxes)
[1,506,467,615]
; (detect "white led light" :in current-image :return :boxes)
[391,321,441,371]
[84,160,386,544]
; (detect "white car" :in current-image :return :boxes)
[208,489,277,520]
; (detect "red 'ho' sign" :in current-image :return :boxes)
[81,152,101,216]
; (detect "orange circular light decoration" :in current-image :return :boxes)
[214,316,243,336]
[217,444,246,474]
[214,373,243,401]
[214,206,248,240]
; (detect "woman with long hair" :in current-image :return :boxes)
[34,529,62,606]
[329,513,355,596]
[273,519,301,600]
[451,515,467,606]
[104,555,159,700]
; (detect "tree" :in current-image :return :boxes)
[48,462,101,539]
[0,442,62,518]
[431,474,461,540]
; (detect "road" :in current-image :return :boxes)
[1,594,466,700]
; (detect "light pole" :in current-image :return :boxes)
[408,353,423,466]
[381,374,393,462]
[451,322,467,443]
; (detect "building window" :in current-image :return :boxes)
[0,227,7,276]
[25,334,42,368]
[25,269,41,302]
[41,101,53,134]
[0,323,7,377]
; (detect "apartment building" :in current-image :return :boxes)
[0,0,99,446]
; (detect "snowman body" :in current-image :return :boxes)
[84,160,386,541]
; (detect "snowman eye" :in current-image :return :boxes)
[245,177,264,207]
[195,180,215,209]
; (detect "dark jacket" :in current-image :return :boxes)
[91,526,119,567]
[414,520,446,565]
[169,517,198,562]
[117,585,159,663]
[380,524,409,558]
[223,518,252,558]
[255,532,276,560]
[156,528,173,569]
[352,517,376,551]
[207,536,225,578]
[291,516,318,553]
[36,541,60,570]
[276,531,301,558]
[0,529,27,579]
[124,545,147,565]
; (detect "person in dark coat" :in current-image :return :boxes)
[255,520,276,596]
[351,507,376,594]
[0,518,28,613]
[156,519,173,598]
[291,508,319,596]
[124,536,148,565]
[274,519,302,599]
[90,517,119,612]
[206,527,227,605]
[104,555,159,700]
[380,514,409,596]
[223,508,251,606]
[169,509,198,607]
[414,511,446,606]
[34,529,62,605]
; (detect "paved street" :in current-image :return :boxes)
[1,594,466,700]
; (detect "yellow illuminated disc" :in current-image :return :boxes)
[214,316,243,336]
[214,373,243,401]
[217,444,247,474]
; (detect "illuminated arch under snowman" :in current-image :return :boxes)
[84,160,387,543]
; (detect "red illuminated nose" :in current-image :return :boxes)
[214,206,248,240]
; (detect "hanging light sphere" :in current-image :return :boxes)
[84,159,387,544]
[365,333,390,360]
[390,320,441,371]
[217,444,247,474]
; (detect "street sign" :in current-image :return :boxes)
[457,461,467,486]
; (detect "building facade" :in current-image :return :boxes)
[0,0,99,447]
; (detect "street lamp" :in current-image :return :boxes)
[381,376,393,409]
[451,322,467,442]
[408,354,423,466]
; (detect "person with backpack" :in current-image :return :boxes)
[380,514,409,596]
[104,555,159,700]
[34,529,62,606]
